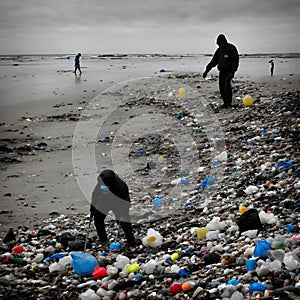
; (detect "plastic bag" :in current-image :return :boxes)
[259,210,278,224]
[237,208,262,233]
[201,177,216,190]
[214,150,227,162]
[114,254,130,269]
[254,240,272,258]
[249,282,268,293]
[207,217,226,231]
[143,259,157,274]
[283,252,299,271]
[244,185,258,195]
[142,228,163,248]
[71,252,98,275]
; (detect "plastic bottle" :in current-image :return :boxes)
[11,257,27,265]
[114,255,130,269]
[126,262,139,274]
[31,253,44,263]
[178,268,189,277]
[143,259,157,274]
[49,262,65,273]
[170,264,180,273]
[12,245,24,254]
[170,283,182,295]
[43,253,64,262]
[179,87,186,99]
[71,252,98,275]
[166,252,180,263]
[107,266,118,276]
[182,281,196,292]
[194,227,210,239]
[171,252,180,261]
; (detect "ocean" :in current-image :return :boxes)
[0,53,299,106]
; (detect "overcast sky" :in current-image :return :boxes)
[0,0,299,55]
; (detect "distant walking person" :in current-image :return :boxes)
[203,34,239,108]
[74,53,82,75]
[269,60,274,76]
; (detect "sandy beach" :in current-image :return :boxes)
[0,55,299,234]
[0,54,299,299]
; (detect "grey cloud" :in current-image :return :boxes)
[0,0,299,54]
[1,0,299,29]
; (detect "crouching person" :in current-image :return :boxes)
[90,169,136,246]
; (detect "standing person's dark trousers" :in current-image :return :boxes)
[219,72,234,108]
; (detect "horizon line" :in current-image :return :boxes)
[0,52,300,57]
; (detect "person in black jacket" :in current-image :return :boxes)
[203,34,239,108]
[90,169,135,246]
[74,53,82,75]
[269,60,274,76]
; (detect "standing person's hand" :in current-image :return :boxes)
[203,70,208,78]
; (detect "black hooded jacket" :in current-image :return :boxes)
[90,169,130,217]
[205,34,239,74]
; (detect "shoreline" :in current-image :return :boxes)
[1,72,298,124]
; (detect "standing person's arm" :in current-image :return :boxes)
[229,45,239,75]
[203,49,219,78]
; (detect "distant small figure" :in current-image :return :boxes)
[269,60,274,76]
[74,53,82,75]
